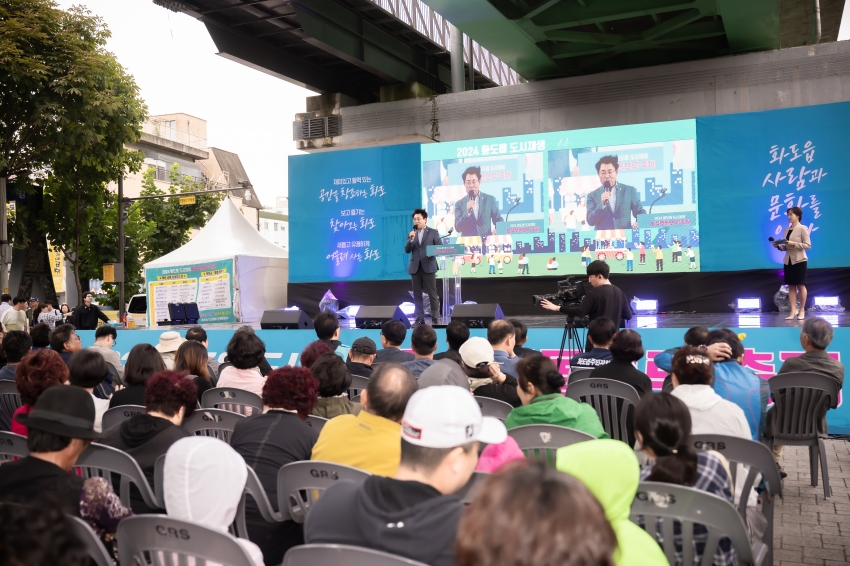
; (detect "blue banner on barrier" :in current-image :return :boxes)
[81,325,848,434]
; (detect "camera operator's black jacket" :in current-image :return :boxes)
[560,283,632,329]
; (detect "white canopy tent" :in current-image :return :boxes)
[144,198,288,323]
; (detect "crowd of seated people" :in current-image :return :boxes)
[0,314,842,566]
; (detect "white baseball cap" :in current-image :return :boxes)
[401,385,507,448]
[458,336,497,367]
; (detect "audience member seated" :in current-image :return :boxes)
[0,504,89,565]
[164,437,264,566]
[186,325,219,377]
[109,344,166,408]
[89,325,123,379]
[505,354,608,438]
[418,351,469,389]
[510,319,538,358]
[434,320,469,361]
[68,350,111,432]
[653,325,711,377]
[457,462,617,566]
[221,327,273,377]
[488,320,520,377]
[0,386,132,538]
[707,329,769,441]
[305,385,507,566]
[557,439,668,566]
[463,337,521,407]
[588,329,653,395]
[230,366,320,565]
[50,323,82,365]
[402,324,438,378]
[373,320,414,364]
[347,337,376,377]
[217,329,267,397]
[314,311,350,360]
[474,437,525,473]
[300,340,333,369]
[174,340,214,402]
[29,323,50,351]
[570,317,615,369]
[311,362,418,475]
[310,353,362,419]
[154,331,184,370]
[100,371,196,513]
[636,392,737,565]
[0,330,31,381]
[12,349,69,436]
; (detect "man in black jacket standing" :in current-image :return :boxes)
[404,208,442,325]
[70,292,110,330]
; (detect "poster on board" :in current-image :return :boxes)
[145,259,237,325]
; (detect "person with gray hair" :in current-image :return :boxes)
[769,316,845,468]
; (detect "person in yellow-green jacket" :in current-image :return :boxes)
[504,354,608,439]
[557,439,668,566]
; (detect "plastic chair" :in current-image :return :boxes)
[69,515,113,566]
[453,471,490,504]
[567,368,593,383]
[154,454,166,510]
[74,443,160,510]
[277,461,371,524]
[182,408,246,444]
[0,380,22,432]
[284,544,430,566]
[350,394,362,404]
[631,481,767,566]
[347,374,369,400]
[565,378,641,442]
[201,387,262,416]
[475,396,513,421]
[117,515,256,566]
[507,424,595,465]
[766,372,838,500]
[0,430,28,462]
[305,415,328,432]
[101,405,146,431]
[207,363,218,386]
[692,434,782,566]
[105,361,124,388]
[233,464,285,538]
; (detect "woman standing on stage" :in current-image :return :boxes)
[774,206,811,320]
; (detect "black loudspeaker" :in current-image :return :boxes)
[260,309,315,330]
[450,303,505,328]
[355,306,411,329]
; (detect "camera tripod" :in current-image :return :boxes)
[556,317,586,372]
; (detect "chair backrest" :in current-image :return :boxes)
[767,373,839,441]
[206,363,218,386]
[631,481,765,566]
[105,362,124,388]
[277,461,371,524]
[475,396,513,421]
[233,464,285,538]
[453,471,490,505]
[0,430,28,462]
[69,515,113,566]
[567,368,594,383]
[74,443,160,510]
[0,380,22,432]
[507,424,595,465]
[284,544,430,566]
[304,415,328,432]
[565,378,641,442]
[101,405,146,432]
[348,374,370,399]
[154,454,166,510]
[117,515,256,566]
[201,387,262,416]
[182,408,246,444]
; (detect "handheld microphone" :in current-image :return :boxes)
[468,190,477,202]
[409,224,417,240]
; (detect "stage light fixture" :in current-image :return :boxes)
[814,296,839,307]
[337,305,361,319]
[737,314,761,328]
[635,316,658,328]
[632,299,658,315]
[735,298,761,313]
[284,306,299,311]
[398,302,415,316]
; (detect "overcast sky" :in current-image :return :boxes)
[55,0,312,208]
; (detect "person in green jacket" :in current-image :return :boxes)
[504,354,608,439]
[557,439,668,566]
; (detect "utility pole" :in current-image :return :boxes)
[117,176,125,322]
[0,177,6,294]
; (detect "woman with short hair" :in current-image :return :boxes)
[67,350,111,432]
[772,206,811,320]
[217,329,267,396]
[309,353,362,419]
[12,349,69,436]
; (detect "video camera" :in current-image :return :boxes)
[532,276,590,326]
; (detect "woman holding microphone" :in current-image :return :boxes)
[773,206,811,320]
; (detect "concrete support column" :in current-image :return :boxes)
[449,25,465,93]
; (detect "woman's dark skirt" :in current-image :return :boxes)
[784,260,807,286]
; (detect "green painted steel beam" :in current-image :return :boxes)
[716,0,780,52]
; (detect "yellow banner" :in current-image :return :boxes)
[49,245,65,294]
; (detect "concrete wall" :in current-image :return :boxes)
[325,41,850,149]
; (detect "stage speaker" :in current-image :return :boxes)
[451,303,504,328]
[260,310,314,330]
[355,306,411,329]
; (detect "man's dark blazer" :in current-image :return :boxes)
[454,192,503,237]
[586,183,645,230]
[404,226,443,275]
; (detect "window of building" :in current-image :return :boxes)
[273,223,278,232]
[164,120,177,141]
[264,221,268,230]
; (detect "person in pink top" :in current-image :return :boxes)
[639,242,646,265]
[12,349,69,436]
[475,436,525,473]
[216,328,267,397]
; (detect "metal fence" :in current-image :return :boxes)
[370,0,521,86]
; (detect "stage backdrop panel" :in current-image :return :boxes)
[697,101,850,271]
[289,144,422,283]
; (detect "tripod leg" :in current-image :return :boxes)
[556,324,570,371]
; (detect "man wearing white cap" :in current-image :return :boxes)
[305,385,507,566]
[460,336,521,407]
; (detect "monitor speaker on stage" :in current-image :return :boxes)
[260,309,314,330]
[451,303,504,328]
[355,306,411,329]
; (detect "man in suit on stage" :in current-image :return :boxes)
[405,208,442,325]
[586,155,645,230]
[453,166,503,237]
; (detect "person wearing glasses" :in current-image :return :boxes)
[50,324,83,365]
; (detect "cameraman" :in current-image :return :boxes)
[540,260,632,349]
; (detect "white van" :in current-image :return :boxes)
[125,294,148,328]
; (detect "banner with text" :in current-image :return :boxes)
[144,259,236,325]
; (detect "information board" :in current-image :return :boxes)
[145,259,236,325]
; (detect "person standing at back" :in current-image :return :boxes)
[0,294,12,320]
[69,292,109,330]
[374,320,414,364]
[2,297,29,332]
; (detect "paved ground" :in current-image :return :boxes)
[775,438,850,565]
